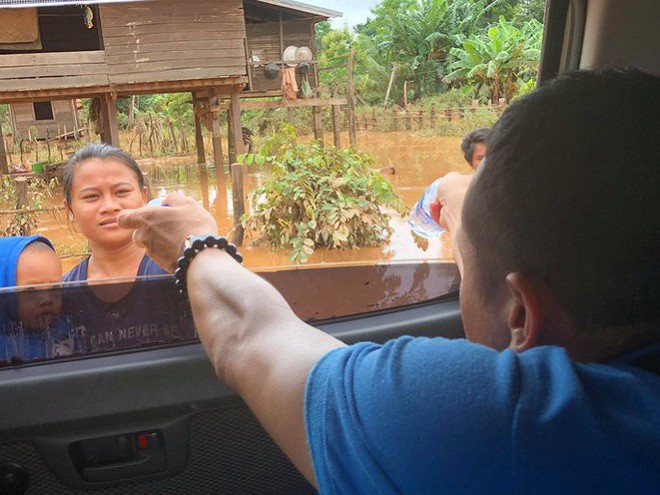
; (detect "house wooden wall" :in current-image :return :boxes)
[246,18,317,93]
[10,100,77,139]
[100,0,247,86]
[0,0,247,99]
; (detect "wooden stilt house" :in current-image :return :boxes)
[0,0,340,173]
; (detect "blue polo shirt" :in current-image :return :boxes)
[305,337,660,494]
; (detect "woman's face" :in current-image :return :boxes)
[66,158,147,249]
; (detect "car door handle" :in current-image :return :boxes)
[70,431,167,483]
[81,450,167,483]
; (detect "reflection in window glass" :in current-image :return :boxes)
[0,262,459,367]
[0,276,196,366]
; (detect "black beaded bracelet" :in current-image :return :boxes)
[174,234,243,297]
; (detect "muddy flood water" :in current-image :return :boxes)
[39,131,471,273]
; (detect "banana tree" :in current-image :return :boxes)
[444,17,543,102]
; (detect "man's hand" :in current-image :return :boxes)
[117,193,218,272]
[434,172,473,233]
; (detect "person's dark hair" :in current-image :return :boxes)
[63,144,147,205]
[463,68,660,336]
[461,127,491,165]
[23,240,56,255]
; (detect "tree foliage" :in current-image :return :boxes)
[242,124,406,263]
[317,0,545,105]
[444,17,542,101]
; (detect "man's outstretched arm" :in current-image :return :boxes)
[118,194,345,485]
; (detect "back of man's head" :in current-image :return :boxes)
[463,68,660,340]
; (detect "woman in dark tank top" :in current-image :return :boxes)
[61,144,194,354]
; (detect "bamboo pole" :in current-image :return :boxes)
[167,118,178,154]
[383,63,397,107]
[347,49,357,147]
[0,131,8,175]
[312,90,324,145]
[331,104,341,148]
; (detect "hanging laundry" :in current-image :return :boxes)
[300,76,313,99]
[281,68,298,101]
[82,5,94,29]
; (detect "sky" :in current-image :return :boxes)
[307,0,381,28]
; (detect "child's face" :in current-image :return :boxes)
[16,249,63,330]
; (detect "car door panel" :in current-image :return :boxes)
[0,296,462,494]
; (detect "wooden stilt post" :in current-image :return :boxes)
[231,162,245,246]
[193,94,206,165]
[347,49,357,148]
[100,93,120,147]
[15,176,28,209]
[0,131,8,175]
[229,88,245,157]
[227,110,235,166]
[70,99,81,140]
[331,104,341,149]
[199,162,210,211]
[312,104,324,145]
[211,97,225,187]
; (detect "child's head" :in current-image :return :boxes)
[0,236,62,330]
[16,241,62,330]
[16,240,62,286]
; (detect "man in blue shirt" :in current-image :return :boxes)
[120,69,660,493]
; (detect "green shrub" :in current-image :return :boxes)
[242,123,407,263]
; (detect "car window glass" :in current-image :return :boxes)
[0,261,459,367]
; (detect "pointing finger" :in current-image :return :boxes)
[117,208,140,229]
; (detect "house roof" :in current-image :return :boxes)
[0,0,140,6]
[253,0,340,19]
[0,0,144,6]
[0,0,342,19]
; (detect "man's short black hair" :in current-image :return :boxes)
[463,68,660,335]
[461,128,492,165]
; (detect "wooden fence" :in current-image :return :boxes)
[355,99,508,133]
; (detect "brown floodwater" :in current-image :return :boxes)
[37,131,471,273]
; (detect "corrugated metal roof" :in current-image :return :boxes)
[0,0,342,18]
[253,0,341,19]
[0,0,148,7]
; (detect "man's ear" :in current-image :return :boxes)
[504,272,575,353]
